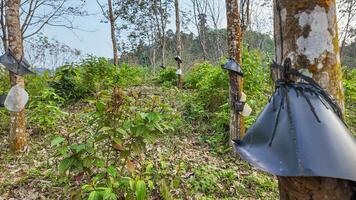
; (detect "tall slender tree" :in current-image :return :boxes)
[97,0,119,66]
[192,0,208,60]
[175,0,182,88]
[108,0,119,66]
[6,0,27,152]
[338,0,356,57]
[273,0,354,198]
[207,0,224,61]
[225,0,245,142]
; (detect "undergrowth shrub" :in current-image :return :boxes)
[25,71,51,97]
[343,68,356,134]
[28,88,68,134]
[51,87,177,199]
[51,58,148,103]
[183,50,272,152]
[184,62,228,118]
[116,63,148,87]
[156,67,177,87]
[0,70,10,131]
[51,65,85,102]
[79,57,119,93]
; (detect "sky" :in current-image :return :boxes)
[41,0,225,59]
[42,0,114,58]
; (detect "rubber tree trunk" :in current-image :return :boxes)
[225,0,245,143]
[199,15,208,60]
[175,0,182,88]
[108,0,119,66]
[6,0,27,152]
[273,0,354,198]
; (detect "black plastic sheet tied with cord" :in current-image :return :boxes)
[233,59,356,182]
[0,49,33,75]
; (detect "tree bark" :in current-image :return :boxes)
[192,0,208,60]
[6,0,27,152]
[108,0,119,66]
[225,0,245,143]
[175,0,182,88]
[159,0,166,67]
[273,0,354,198]
[1,0,8,50]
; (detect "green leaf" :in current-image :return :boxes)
[51,136,65,146]
[139,113,148,120]
[117,128,127,136]
[103,191,117,200]
[59,157,74,174]
[83,156,94,168]
[113,137,122,145]
[96,101,106,112]
[58,146,69,156]
[94,158,106,168]
[107,166,117,178]
[147,112,159,122]
[88,191,101,200]
[71,144,87,153]
[148,180,154,190]
[99,127,112,133]
[136,180,146,200]
[82,184,94,192]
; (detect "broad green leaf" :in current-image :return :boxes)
[147,112,159,122]
[83,156,94,168]
[103,191,117,200]
[117,128,127,135]
[94,158,106,168]
[113,137,122,145]
[71,144,86,153]
[139,113,148,119]
[88,191,101,200]
[59,157,74,174]
[136,180,146,200]
[107,166,117,178]
[51,136,65,146]
[96,101,106,112]
[99,127,112,133]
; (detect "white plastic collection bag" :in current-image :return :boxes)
[4,84,29,112]
[176,69,182,75]
[241,103,252,117]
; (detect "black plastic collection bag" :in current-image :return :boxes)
[0,93,6,107]
[234,63,356,182]
[0,51,33,75]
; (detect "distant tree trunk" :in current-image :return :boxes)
[207,0,223,61]
[198,14,208,60]
[192,0,208,60]
[108,0,119,66]
[0,0,8,50]
[225,0,245,143]
[339,0,355,58]
[6,0,27,152]
[273,0,354,198]
[175,0,182,88]
[153,47,156,74]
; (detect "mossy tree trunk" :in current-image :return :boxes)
[273,0,354,198]
[6,0,27,152]
[225,0,245,143]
